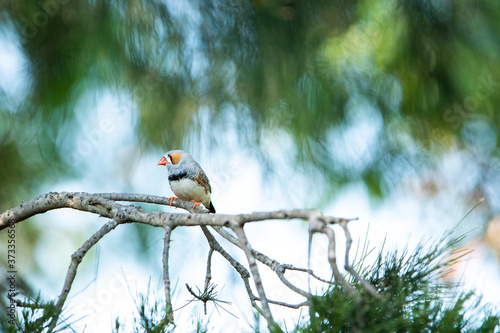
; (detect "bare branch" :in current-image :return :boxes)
[47,218,121,333]
[97,192,208,213]
[0,192,354,231]
[204,248,214,292]
[0,191,371,331]
[203,247,214,315]
[212,226,316,298]
[201,226,309,311]
[163,224,175,322]
[199,226,257,309]
[339,221,381,299]
[309,212,356,296]
[0,192,170,230]
[281,266,333,285]
[264,299,309,309]
[231,225,276,327]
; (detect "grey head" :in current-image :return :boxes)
[162,150,195,172]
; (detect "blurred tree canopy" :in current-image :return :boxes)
[1,0,500,213]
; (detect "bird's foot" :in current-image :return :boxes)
[168,197,178,206]
[190,200,202,209]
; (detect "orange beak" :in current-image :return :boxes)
[158,156,168,165]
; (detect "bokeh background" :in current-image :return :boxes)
[1,0,500,331]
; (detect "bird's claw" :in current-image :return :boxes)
[190,200,202,209]
[168,197,178,206]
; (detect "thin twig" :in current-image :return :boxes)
[309,212,355,296]
[204,248,214,292]
[340,221,380,299]
[199,226,257,309]
[231,225,276,328]
[212,226,316,298]
[200,227,308,310]
[281,266,333,285]
[47,219,121,333]
[203,248,214,314]
[163,224,175,322]
[262,299,308,309]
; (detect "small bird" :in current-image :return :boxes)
[158,150,216,213]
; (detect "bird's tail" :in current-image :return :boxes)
[209,201,216,214]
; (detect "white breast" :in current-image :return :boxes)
[170,178,211,207]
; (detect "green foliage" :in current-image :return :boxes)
[0,296,71,333]
[1,0,500,204]
[128,281,175,333]
[133,294,174,333]
[298,235,500,332]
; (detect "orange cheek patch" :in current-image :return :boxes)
[170,153,182,165]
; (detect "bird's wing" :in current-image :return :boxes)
[185,163,212,194]
[197,169,212,193]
